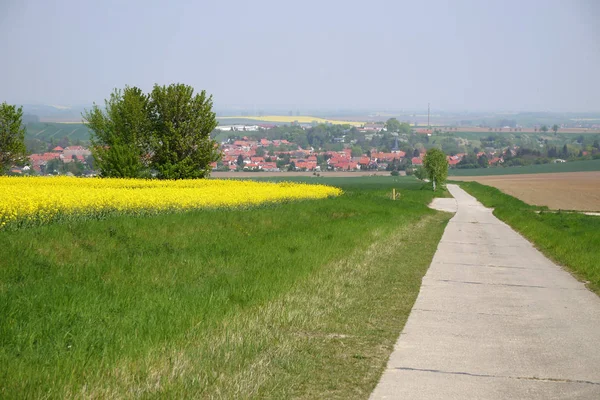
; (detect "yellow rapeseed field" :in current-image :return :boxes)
[0,177,342,229]
[219,116,366,127]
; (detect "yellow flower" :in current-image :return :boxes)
[0,177,342,228]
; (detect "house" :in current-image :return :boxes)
[63,146,91,161]
[332,160,359,171]
[295,160,318,171]
[259,162,278,172]
[372,152,404,162]
[416,128,433,136]
[446,155,462,166]
[411,157,423,166]
[244,163,261,170]
[488,157,503,165]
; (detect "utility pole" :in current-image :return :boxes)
[427,103,430,129]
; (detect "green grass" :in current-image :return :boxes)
[457,181,600,295]
[449,159,600,176]
[0,178,450,398]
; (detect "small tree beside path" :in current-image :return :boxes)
[423,148,448,191]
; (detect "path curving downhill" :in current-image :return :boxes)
[371,184,600,400]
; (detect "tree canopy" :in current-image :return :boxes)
[84,87,152,178]
[0,102,27,174]
[385,118,411,134]
[423,148,448,191]
[84,84,219,179]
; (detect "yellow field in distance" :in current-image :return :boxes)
[219,116,366,127]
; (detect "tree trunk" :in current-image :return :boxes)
[433,178,436,191]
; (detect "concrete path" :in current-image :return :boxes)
[371,184,600,400]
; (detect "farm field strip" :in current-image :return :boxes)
[218,115,366,126]
[448,159,600,176]
[0,177,341,229]
[453,172,600,212]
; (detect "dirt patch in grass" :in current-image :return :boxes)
[453,172,600,212]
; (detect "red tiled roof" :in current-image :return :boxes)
[259,162,277,169]
[411,157,423,165]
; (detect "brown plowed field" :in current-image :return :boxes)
[454,172,600,211]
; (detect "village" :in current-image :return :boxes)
[215,135,503,173]
[17,132,509,176]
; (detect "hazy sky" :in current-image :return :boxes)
[1,0,599,112]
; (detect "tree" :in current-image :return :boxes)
[540,125,549,133]
[0,102,27,174]
[413,166,427,180]
[477,154,489,168]
[255,147,265,157]
[385,118,411,134]
[85,83,219,180]
[552,124,559,135]
[149,84,220,179]
[45,158,63,175]
[385,118,401,133]
[84,86,152,178]
[237,154,245,167]
[423,148,448,191]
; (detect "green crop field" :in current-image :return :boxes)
[0,176,451,398]
[25,122,92,144]
[449,159,600,176]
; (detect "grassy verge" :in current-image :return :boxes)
[457,181,600,295]
[0,177,450,398]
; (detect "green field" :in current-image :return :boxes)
[458,181,600,294]
[449,159,600,176]
[0,177,451,398]
[25,122,92,144]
